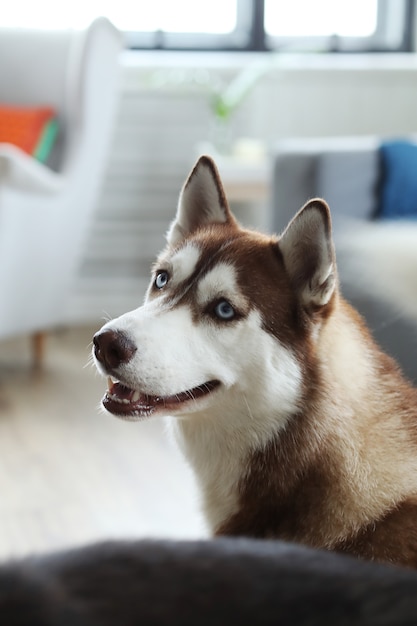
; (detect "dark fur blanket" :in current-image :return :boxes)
[1,538,417,625]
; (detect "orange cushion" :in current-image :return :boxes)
[0,105,57,158]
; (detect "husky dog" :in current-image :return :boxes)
[93,155,417,568]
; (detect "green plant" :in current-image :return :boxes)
[210,61,270,121]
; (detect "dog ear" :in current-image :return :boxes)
[167,155,236,246]
[279,199,337,308]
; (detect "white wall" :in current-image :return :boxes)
[70,52,417,323]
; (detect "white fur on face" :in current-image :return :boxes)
[102,298,302,425]
[196,263,248,312]
[169,243,201,286]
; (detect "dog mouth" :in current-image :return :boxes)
[103,378,221,419]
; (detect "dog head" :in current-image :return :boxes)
[93,156,337,425]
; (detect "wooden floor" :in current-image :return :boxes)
[0,327,207,561]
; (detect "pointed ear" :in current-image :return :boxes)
[279,199,337,309]
[167,155,236,247]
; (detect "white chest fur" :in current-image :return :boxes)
[172,413,248,531]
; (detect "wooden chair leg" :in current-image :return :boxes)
[32,331,46,369]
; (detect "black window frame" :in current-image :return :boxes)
[125,0,415,52]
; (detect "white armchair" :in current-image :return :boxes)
[0,17,122,364]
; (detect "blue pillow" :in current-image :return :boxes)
[378,140,417,219]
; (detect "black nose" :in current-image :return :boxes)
[93,330,137,371]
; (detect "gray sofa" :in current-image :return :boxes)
[271,136,417,384]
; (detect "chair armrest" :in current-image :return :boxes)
[0,143,63,193]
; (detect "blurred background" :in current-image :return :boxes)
[1,0,417,559]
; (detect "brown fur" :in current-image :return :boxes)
[334,498,417,567]
[215,292,417,567]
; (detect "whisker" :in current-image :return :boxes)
[83,352,96,370]
[101,310,113,323]
[242,393,255,421]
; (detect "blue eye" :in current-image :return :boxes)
[155,271,169,289]
[214,300,235,321]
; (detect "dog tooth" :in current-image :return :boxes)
[132,391,140,403]
[107,377,113,391]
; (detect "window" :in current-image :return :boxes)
[266,0,378,38]
[125,0,250,50]
[2,0,414,52]
[264,0,412,52]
